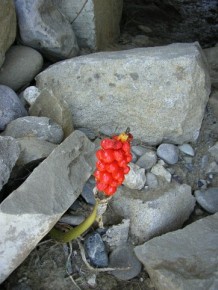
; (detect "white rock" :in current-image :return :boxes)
[151,162,172,183]
[123,163,146,190]
[178,143,195,156]
[22,86,40,106]
[36,43,210,145]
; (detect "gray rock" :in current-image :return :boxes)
[0,130,95,283]
[77,127,97,140]
[109,245,142,281]
[2,116,64,144]
[0,0,16,68]
[29,89,74,139]
[151,161,172,183]
[0,45,43,91]
[14,0,79,61]
[136,150,157,170]
[84,232,108,268]
[22,86,40,106]
[59,214,85,226]
[194,188,218,213]
[178,143,195,156]
[134,213,218,290]
[131,145,148,156]
[206,162,218,174]
[15,137,57,168]
[53,0,123,51]
[81,180,96,205]
[36,43,210,145]
[0,85,27,131]
[204,46,218,88]
[0,136,20,191]
[110,183,195,243]
[157,143,179,164]
[146,172,159,189]
[102,219,130,251]
[209,141,218,162]
[131,151,138,163]
[123,163,146,190]
[209,89,218,118]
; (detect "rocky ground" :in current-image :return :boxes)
[1,1,218,290]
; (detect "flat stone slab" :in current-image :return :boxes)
[0,130,95,283]
[134,213,218,290]
[36,42,210,145]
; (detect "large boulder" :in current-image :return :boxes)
[36,43,210,145]
[0,0,16,68]
[134,213,218,290]
[0,130,95,283]
[14,0,79,61]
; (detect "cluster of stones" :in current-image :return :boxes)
[0,1,218,289]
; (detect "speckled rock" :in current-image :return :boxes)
[109,245,142,281]
[2,116,64,144]
[194,188,218,213]
[0,85,27,131]
[21,86,40,106]
[151,161,172,183]
[0,136,20,192]
[36,43,210,145]
[110,183,195,243]
[178,143,195,156]
[0,45,43,91]
[157,143,179,164]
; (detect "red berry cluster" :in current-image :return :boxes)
[94,132,133,196]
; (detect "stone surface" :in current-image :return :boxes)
[157,143,179,164]
[59,214,85,226]
[209,90,218,118]
[0,130,95,283]
[151,161,172,183]
[36,43,210,145]
[81,179,96,205]
[209,141,218,162]
[0,0,16,68]
[0,85,28,131]
[136,150,157,170]
[53,0,123,50]
[131,145,148,156]
[102,219,130,251]
[0,136,20,192]
[110,183,195,243]
[84,232,108,268]
[15,137,57,168]
[2,116,64,144]
[134,213,218,290]
[194,188,218,213]
[0,45,43,91]
[146,172,159,189]
[29,89,74,139]
[178,143,195,156]
[14,0,79,61]
[22,86,40,106]
[123,163,146,190]
[204,46,218,88]
[109,245,142,281]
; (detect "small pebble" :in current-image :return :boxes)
[151,162,171,183]
[194,188,218,213]
[131,151,138,163]
[123,163,146,190]
[59,214,84,226]
[157,143,179,165]
[131,145,148,157]
[81,180,96,205]
[22,86,40,106]
[146,172,159,189]
[178,144,195,156]
[109,244,142,281]
[84,232,108,268]
[208,142,218,161]
[136,150,157,170]
[197,179,207,189]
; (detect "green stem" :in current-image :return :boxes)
[50,201,98,243]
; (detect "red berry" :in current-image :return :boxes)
[118,159,127,168]
[112,169,124,181]
[103,149,115,163]
[123,166,130,174]
[104,186,117,196]
[94,170,102,181]
[101,139,115,150]
[106,161,119,173]
[101,172,113,184]
[126,153,132,163]
[122,141,131,153]
[113,149,125,162]
[96,182,108,191]
[111,180,119,187]
[96,160,107,171]
[113,140,123,150]
[96,149,105,161]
